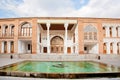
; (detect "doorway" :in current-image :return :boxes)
[84,43,98,54]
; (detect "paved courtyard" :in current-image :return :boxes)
[0,76,120,80]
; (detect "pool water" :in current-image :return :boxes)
[1,61,120,73]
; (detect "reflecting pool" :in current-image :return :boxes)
[1,61,120,73]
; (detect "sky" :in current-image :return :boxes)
[0,0,120,18]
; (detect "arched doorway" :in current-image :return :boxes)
[103,43,107,54]
[51,36,64,53]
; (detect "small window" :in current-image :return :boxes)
[84,47,87,50]
[94,32,97,40]
[28,44,31,50]
[89,32,92,40]
[43,47,47,53]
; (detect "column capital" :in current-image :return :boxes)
[106,42,110,45]
[64,23,69,29]
[111,26,117,28]
[46,22,50,29]
[113,42,117,44]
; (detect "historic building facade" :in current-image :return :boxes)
[0,17,120,54]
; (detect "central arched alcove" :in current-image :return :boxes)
[50,36,64,53]
[84,25,98,54]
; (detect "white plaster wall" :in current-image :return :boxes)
[89,44,98,54]
[18,40,31,54]
[41,31,47,46]
[18,40,22,53]
[104,38,120,43]
[22,42,26,53]
[75,24,78,53]
[86,43,98,54]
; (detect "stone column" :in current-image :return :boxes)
[7,41,10,53]
[71,46,73,54]
[113,42,117,54]
[75,25,78,54]
[105,26,110,37]
[112,27,117,37]
[64,23,68,54]
[46,22,50,54]
[106,42,110,54]
[37,26,40,54]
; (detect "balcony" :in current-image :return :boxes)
[0,33,14,39]
[18,32,32,39]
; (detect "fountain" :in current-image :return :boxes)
[52,62,67,68]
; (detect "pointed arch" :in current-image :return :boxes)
[84,25,97,40]
[9,24,15,36]
[2,24,8,36]
[50,36,64,53]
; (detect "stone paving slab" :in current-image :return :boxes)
[0,76,120,80]
[0,58,25,67]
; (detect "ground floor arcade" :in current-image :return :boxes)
[0,39,120,54]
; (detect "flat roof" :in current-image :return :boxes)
[0,17,120,20]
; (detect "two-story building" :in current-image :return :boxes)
[0,17,120,55]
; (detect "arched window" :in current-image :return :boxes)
[103,27,106,37]
[4,25,8,36]
[20,22,32,36]
[110,43,113,54]
[116,27,118,37]
[4,41,7,53]
[84,25,97,40]
[9,24,15,36]
[117,43,119,54]
[11,25,14,36]
[109,27,112,37]
[103,43,107,54]
[10,41,14,53]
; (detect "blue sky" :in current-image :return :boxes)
[0,0,120,18]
